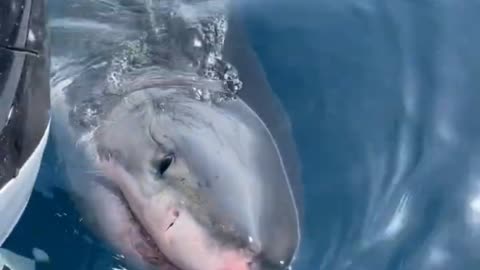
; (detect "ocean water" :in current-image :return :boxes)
[5,0,480,270]
[243,1,480,270]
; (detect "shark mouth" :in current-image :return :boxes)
[121,193,180,270]
[95,153,181,269]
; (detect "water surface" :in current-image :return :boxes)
[6,1,480,270]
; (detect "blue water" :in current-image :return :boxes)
[243,1,480,270]
[6,0,480,270]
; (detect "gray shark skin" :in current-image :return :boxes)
[48,1,301,270]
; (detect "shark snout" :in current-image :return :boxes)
[153,204,257,270]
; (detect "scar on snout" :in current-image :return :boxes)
[166,209,180,231]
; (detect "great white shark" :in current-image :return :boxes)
[47,0,302,269]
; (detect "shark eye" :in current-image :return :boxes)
[157,153,175,176]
